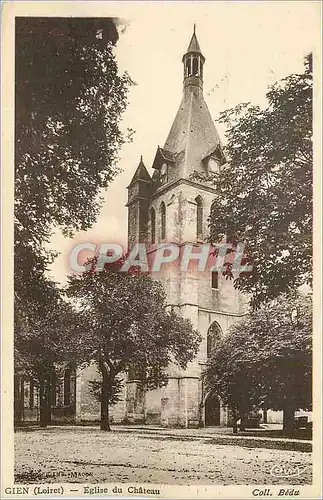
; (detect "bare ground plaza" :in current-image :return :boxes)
[15,425,312,486]
[9,10,317,499]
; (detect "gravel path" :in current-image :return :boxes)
[14,426,312,485]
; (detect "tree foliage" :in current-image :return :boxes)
[89,376,124,407]
[205,293,312,433]
[66,259,201,430]
[14,18,133,399]
[15,18,132,294]
[15,283,81,426]
[208,55,312,308]
[15,18,132,244]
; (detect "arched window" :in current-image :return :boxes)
[150,208,156,244]
[185,58,191,77]
[195,195,203,239]
[64,369,71,406]
[160,202,166,240]
[192,57,199,76]
[207,322,222,358]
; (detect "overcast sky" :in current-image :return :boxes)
[47,1,320,284]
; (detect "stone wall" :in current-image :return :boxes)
[75,364,129,424]
[75,364,100,422]
[125,166,248,428]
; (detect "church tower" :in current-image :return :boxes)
[126,28,246,428]
[127,156,152,249]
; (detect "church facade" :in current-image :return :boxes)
[15,29,248,428]
[123,28,246,428]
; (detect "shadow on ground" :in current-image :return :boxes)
[14,425,312,453]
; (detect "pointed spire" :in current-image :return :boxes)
[128,156,151,186]
[182,26,205,88]
[185,25,203,55]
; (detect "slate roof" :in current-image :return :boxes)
[163,85,222,178]
[160,27,223,179]
[128,156,151,186]
[152,146,175,169]
[182,26,205,62]
[186,31,202,55]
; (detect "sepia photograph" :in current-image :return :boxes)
[1,1,322,498]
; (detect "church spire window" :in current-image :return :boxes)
[160,202,166,240]
[150,207,156,244]
[192,57,199,76]
[185,58,191,77]
[195,195,203,239]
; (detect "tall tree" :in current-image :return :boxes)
[205,293,312,435]
[15,18,133,386]
[207,55,312,308]
[66,259,201,431]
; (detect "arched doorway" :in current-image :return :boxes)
[205,393,220,426]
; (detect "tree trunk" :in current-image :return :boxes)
[240,410,248,431]
[14,376,24,424]
[100,365,111,431]
[39,376,51,428]
[283,406,295,436]
[39,378,47,428]
[263,408,268,424]
[232,409,238,434]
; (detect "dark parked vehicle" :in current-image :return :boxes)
[294,416,312,438]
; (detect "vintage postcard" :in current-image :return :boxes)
[1,1,322,499]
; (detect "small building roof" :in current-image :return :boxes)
[152,146,175,170]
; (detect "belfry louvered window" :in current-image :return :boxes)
[185,59,191,77]
[192,57,199,76]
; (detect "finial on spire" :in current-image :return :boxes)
[193,23,196,35]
